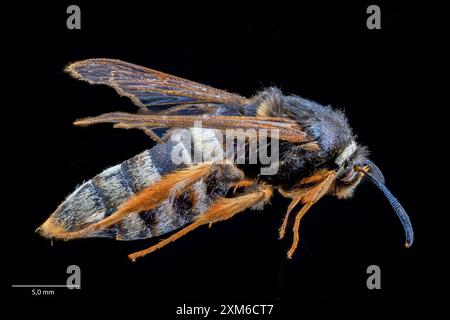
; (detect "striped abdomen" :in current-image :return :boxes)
[41,128,226,240]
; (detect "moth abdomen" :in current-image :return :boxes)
[38,134,225,241]
[39,149,162,239]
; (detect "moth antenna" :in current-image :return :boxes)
[357,166,414,248]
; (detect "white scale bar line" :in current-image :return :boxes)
[12,285,81,288]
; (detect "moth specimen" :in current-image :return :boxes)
[37,59,414,261]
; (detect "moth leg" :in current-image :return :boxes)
[128,184,273,261]
[287,202,315,258]
[45,162,215,240]
[287,171,336,258]
[231,179,256,193]
[279,190,306,239]
[278,169,333,239]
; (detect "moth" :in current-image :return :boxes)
[37,59,414,261]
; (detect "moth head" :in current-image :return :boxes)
[331,142,414,248]
[331,141,372,199]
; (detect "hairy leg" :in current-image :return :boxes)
[278,169,334,240]
[278,189,307,239]
[128,183,273,261]
[287,171,336,258]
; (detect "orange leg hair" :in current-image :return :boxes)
[286,171,336,258]
[278,169,335,240]
[278,188,310,240]
[231,179,256,193]
[128,184,273,261]
[48,162,215,240]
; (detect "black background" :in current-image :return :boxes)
[6,0,448,314]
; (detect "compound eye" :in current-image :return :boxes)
[340,167,357,184]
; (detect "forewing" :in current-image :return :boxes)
[74,112,312,144]
[65,59,249,114]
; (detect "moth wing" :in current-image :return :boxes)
[65,58,249,115]
[75,112,311,144]
[65,59,314,144]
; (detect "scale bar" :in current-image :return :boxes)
[12,285,80,288]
